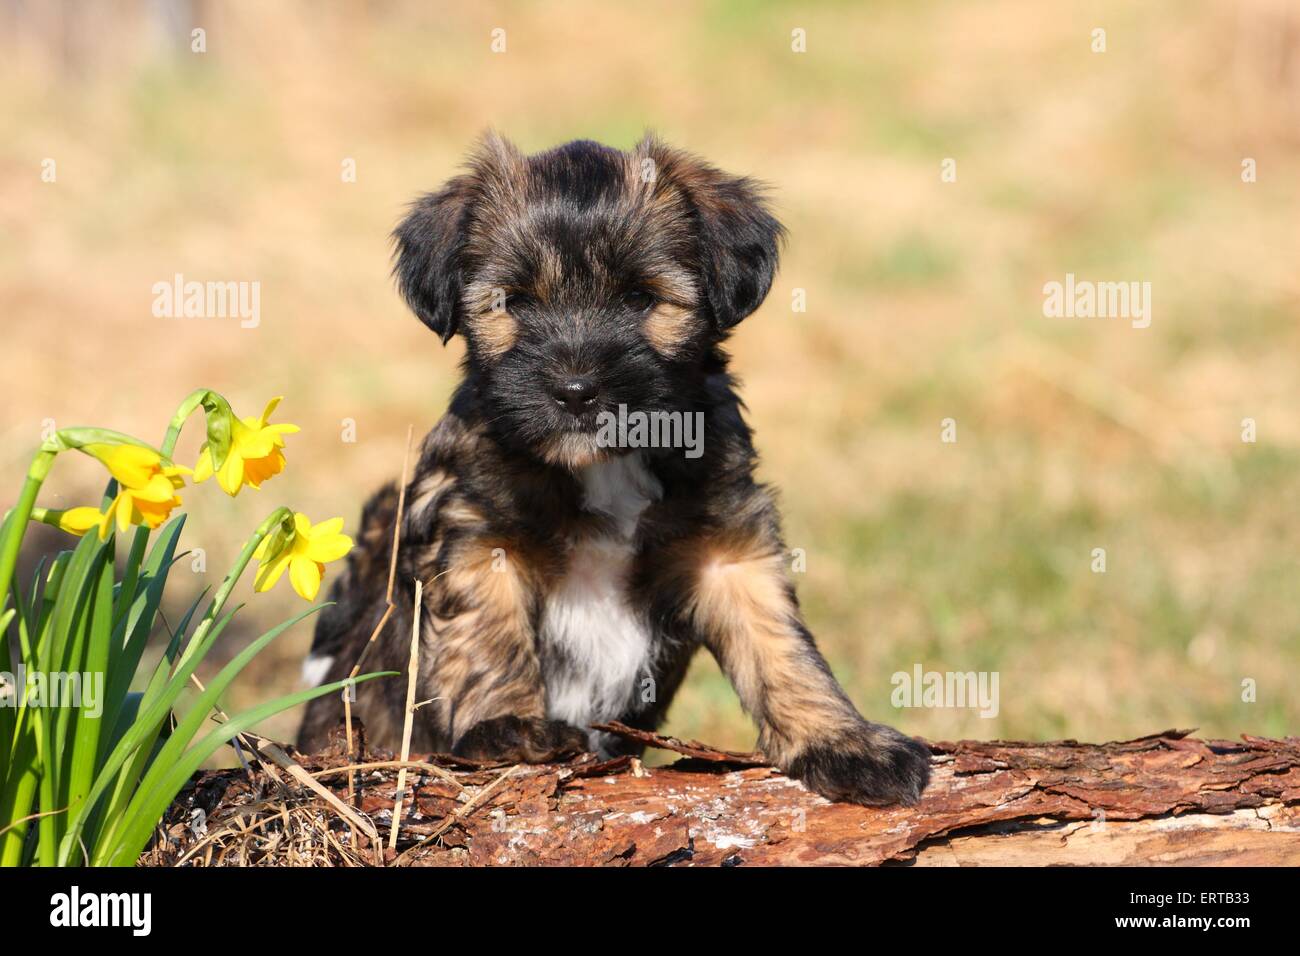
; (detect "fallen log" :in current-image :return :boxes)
[141,725,1300,866]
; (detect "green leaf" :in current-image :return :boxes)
[0,606,16,770]
[62,546,116,839]
[52,542,113,807]
[0,730,39,866]
[82,595,219,859]
[98,517,186,750]
[35,534,110,863]
[33,551,72,655]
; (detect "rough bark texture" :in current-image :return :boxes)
[143,725,1300,867]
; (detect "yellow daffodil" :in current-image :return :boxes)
[97,466,188,540]
[74,441,190,538]
[253,513,352,601]
[82,442,168,488]
[43,506,104,537]
[194,397,299,497]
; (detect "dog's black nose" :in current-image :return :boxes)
[551,377,600,414]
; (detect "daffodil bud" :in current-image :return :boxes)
[198,392,236,472]
[32,506,104,537]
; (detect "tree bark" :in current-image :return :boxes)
[144,725,1300,866]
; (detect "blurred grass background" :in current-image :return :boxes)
[2,0,1297,754]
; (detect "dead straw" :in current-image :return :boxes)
[388,578,423,850]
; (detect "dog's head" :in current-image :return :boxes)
[393,132,784,469]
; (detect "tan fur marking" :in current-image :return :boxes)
[466,309,518,358]
[406,469,454,525]
[643,302,700,357]
[689,535,859,763]
[540,432,608,471]
[439,496,490,529]
[533,245,564,301]
[421,540,544,740]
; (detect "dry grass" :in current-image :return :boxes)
[3,0,1299,759]
[142,742,568,867]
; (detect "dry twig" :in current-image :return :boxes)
[388,578,423,850]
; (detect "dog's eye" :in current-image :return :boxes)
[622,290,656,313]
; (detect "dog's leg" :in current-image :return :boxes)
[419,537,588,763]
[681,525,931,806]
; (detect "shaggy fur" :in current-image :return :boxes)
[298,133,930,806]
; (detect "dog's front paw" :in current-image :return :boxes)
[452,715,590,763]
[785,721,931,807]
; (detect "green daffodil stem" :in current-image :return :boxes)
[0,449,56,622]
[116,393,208,611]
[28,507,59,527]
[40,427,157,456]
[163,387,235,473]
[175,507,293,671]
[161,388,211,459]
[120,389,220,612]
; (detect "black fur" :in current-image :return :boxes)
[452,715,589,764]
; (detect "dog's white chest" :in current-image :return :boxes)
[540,455,661,747]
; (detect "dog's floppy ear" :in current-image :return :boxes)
[639,135,786,330]
[393,132,525,343]
[393,178,475,343]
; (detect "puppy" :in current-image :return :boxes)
[298,133,931,806]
